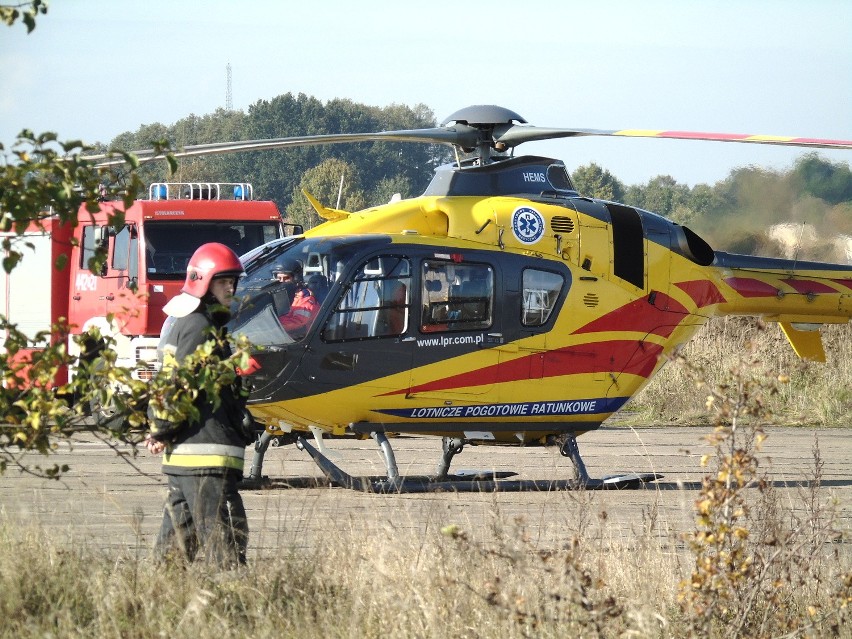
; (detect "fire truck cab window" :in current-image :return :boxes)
[144,221,282,279]
[522,269,563,326]
[421,260,493,332]
[80,225,99,272]
[112,226,130,271]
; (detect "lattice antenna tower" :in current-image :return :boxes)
[226,63,233,110]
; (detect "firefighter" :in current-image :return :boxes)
[145,242,254,566]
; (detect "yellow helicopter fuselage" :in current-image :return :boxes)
[235,157,852,445]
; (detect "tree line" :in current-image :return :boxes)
[108,98,852,260]
[572,156,852,261]
[104,95,451,230]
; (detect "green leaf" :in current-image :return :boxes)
[53,253,68,271]
[2,253,21,274]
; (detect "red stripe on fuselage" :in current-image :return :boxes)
[724,277,778,298]
[675,280,726,308]
[385,294,683,397]
[574,293,689,338]
[831,279,852,290]
[780,278,839,295]
[391,340,664,396]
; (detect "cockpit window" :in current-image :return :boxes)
[230,236,396,345]
[232,237,341,344]
[322,255,411,341]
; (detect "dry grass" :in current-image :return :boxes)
[1,463,849,639]
[628,318,852,427]
[2,320,851,637]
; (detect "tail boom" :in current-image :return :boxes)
[707,252,852,361]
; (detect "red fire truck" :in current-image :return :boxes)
[1,182,299,387]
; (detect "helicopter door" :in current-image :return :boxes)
[496,267,574,408]
[302,254,413,396]
[409,259,499,398]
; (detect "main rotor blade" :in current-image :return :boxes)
[607,128,852,149]
[86,113,852,168]
[495,124,852,150]
[89,126,483,167]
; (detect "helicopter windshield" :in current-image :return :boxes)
[231,236,392,345]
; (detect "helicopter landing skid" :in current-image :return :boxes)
[247,429,301,481]
[295,436,661,493]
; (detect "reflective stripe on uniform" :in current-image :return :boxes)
[163,442,245,471]
[170,443,246,458]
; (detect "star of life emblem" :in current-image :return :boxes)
[511,206,545,244]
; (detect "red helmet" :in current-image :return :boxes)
[182,242,244,297]
[163,243,244,318]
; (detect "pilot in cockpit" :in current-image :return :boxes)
[272,259,320,337]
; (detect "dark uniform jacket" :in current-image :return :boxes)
[149,306,251,476]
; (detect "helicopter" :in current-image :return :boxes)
[102,105,852,492]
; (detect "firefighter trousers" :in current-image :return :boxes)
[154,472,248,567]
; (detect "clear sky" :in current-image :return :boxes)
[1,0,850,187]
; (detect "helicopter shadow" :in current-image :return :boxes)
[240,473,852,494]
[239,476,332,490]
[651,478,852,491]
[240,437,665,493]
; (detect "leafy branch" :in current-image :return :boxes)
[0,0,47,33]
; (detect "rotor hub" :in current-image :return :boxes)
[441,106,528,163]
[441,105,527,128]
